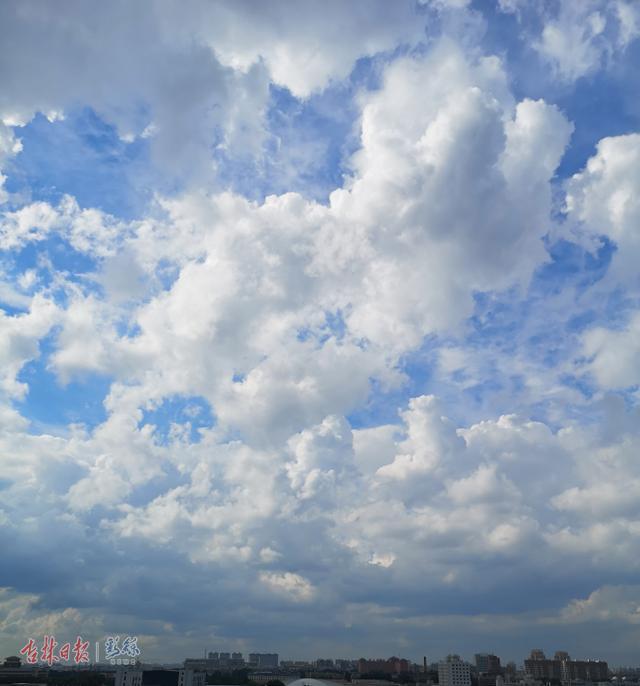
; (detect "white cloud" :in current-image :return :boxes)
[2,375,640,654]
[566,133,640,286]
[286,415,356,506]
[368,552,396,568]
[50,295,126,384]
[326,46,571,348]
[5,42,573,434]
[3,2,638,659]
[0,122,22,204]
[446,463,520,505]
[0,45,580,596]
[564,135,640,392]
[0,201,60,250]
[559,585,640,624]
[259,572,316,603]
[177,0,430,99]
[0,1,270,180]
[503,0,640,81]
[0,0,441,185]
[352,425,399,476]
[0,294,57,400]
[0,195,131,255]
[376,396,465,482]
[581,311,640,390]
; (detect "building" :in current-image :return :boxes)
[335,659,356,671]
[358,657,410,675]
[0,655,49,682]
[280,660,312,670]
[248,654,279,669]
[194,651,244,671]
[476,655,502,675]
[248,674,285,684]
[117,669,205,686]
[115,670,144,686]
[524,650,609,683]
[524,658,562,680]
[524,649,561,681]
[315,659,335,670]
[184,659,220,673]
[562,660,609,682]
[439,655,472,686]
[185,654,246,673]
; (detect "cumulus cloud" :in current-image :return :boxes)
[0,195,131,255]
[0,0,442,186]
[2,378,640,656]
[376,396,465,483]
[0,36,576,637]
[259,572,316,603]
[330,47,572,347]
[580,312,640,390]
[0,122,23,203]
[1,40,569,462]
[0,1,271,179]
[559,585,640,624]
[565,133,640,286]
[501,0,640,80]
[2,0,640,663]
[0,295,57,400]
[172,0,430,99]
[563,134,640,393]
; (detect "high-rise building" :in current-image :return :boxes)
[438,655,471,686]
[249,654,278,669]
[524,650,608,683]
[475,655,501,675]
[505,662,517,675]
[524,658,561,680]
[563,660,609,681]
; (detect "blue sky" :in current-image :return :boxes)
[1,0,640,667]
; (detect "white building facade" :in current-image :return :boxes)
[439,655,471,686]
[180,668,206,686]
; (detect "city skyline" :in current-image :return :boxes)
[1,0,640,667]
[1,643,623,671]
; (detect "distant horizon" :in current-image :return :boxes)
[1,0,640,667]
[3,648,627,669]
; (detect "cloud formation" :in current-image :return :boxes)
[0,0,639,666]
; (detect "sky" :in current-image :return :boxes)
[1,0,640,667]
